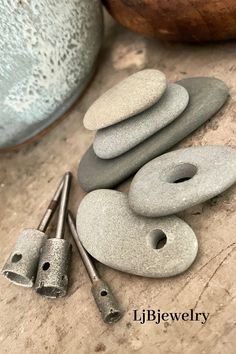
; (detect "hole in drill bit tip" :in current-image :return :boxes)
[42,262,50,271]
[36,286,65,298]
[105,310,122,324]
[100,290,108,296]
[2,271,32,287]
[11,253,22,263]
[61,275,68,284]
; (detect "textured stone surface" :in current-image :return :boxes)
[78,77,229,192]
[0,0,103,149]
[76,190,198,278]
[129,145,236,217]
[93,83,189,159]
[83,69,167,130]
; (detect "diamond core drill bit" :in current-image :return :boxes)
[35,172,72,298]
[67,211,123,324]
[1,175,65,287]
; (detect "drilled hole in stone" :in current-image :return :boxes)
[167,163,197,184]
[149,229,167,250]
[100,290,108,297]
[174,177,191,183]
[11,253,22,263]
[42,262,50,271]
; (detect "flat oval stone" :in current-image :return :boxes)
[76,190,198,278]
[129,145,236,217]
[93,83,189,159]
[78,77,229,192]
[83,69,167,130]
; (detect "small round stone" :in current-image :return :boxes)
[83,69,167,130]
[76,190,198,278]
[129,145,236,217]
[93,83,189,159]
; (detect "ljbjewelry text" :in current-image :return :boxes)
[133,309,209,325]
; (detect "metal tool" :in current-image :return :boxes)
[67,211,122,324]
[1,175,65,287]
[35,172,72,298]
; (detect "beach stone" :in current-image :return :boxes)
[93,83,189,159]
[83,69,167,130]
[129,145,236,217]
[76,190,198,278]
[0,0,103,149]
[78,77,229,192]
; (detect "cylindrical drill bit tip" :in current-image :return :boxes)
[91,279,123,324]
[67,210,123,324]
[35,172,73,297]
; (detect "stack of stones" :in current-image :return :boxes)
[76,69,236,279]
[79,69,229,192]
[84,69,189,159]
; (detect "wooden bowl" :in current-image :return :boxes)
[103,0,236,42]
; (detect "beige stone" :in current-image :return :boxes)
[83,69,167,130]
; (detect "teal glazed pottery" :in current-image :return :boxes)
[0,0,103,149]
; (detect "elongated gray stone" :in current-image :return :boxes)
[83,69,167,130]
[93,83,189,159]
[78,77,229,192]
[76,190,198,278]
[129,145,236,217]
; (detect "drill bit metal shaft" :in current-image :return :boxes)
[67,211,123,324]
[55,172,72,239]
[1,174,66,287]
[37,177,64,232]
[35,171,72,298]
[67,211,99,283]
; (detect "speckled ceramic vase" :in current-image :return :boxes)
[0,0,103,149]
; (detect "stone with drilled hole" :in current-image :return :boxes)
[93,83,189,159]
[78,77,229,192]
[83,69,167,130]
[129,145,236,217]
[76,190,198,278]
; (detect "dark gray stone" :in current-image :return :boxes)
[78,77,229,192]
[76,190,198,278]
[129,145,236,217]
